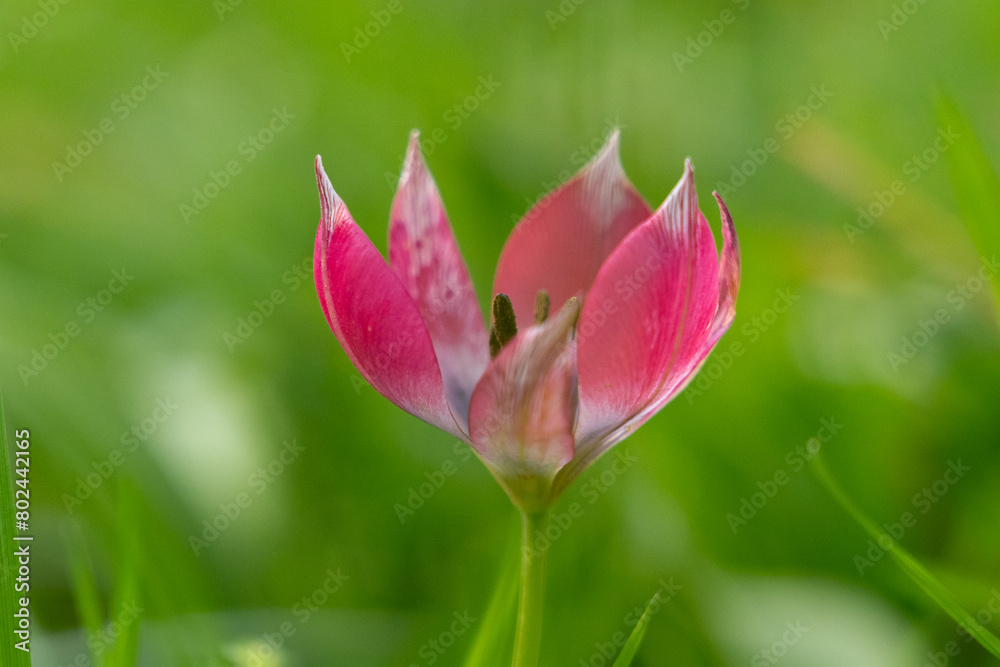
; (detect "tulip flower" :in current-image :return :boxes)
[312,129,740,666]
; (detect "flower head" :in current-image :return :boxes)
[313,130,740,511]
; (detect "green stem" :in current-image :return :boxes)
[512,509,548,667]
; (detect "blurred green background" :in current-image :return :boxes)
[2,0,999,665]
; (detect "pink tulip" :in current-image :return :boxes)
[313,130,740,512]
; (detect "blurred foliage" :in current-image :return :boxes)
[937,94,1000,309]
[1,0,999,664]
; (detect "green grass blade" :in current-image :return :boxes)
[65,521,106,666]
[462,524,519,667]
[936,94,1000,307]
[612,591,661,667]
[0,396,31,667]
[811,455,1000,657]
[104,481,143,667]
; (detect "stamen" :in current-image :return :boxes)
[563,296,581,331]
[489,293,518,358]
[533,290,550,325]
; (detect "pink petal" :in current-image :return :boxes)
[565,161,722,489]
[493,129,653,329]
[467,301,579,507]
[389,132,490,430]
[706,193,741,348]
[313,156,465,439]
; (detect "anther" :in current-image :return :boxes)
[489,293,518,358]
[534,290,550,325]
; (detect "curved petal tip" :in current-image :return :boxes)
[583,128,626,195]
[713,192,738,249]
[679,157,694,190]
[315,155,349,242]
[707,191,741,343]
[492,128,653,328]
[594,127,621,162]
[652,157,701,243]
[400,130,425,186]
